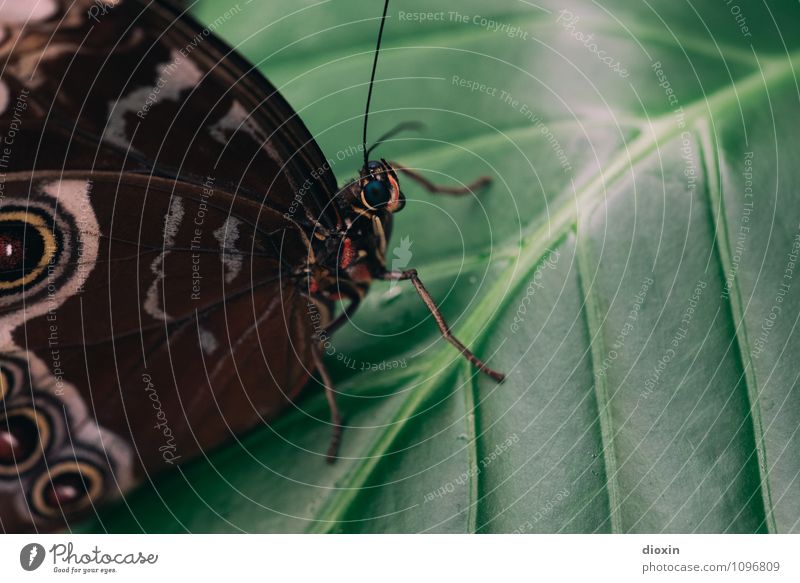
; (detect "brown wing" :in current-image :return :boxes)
[0,0,341,228]
[0,171,320,532]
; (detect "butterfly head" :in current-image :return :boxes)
[359,159,405,213]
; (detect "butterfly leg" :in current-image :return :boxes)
[380,269,505,382]
[324,293,361,335]
[389,161,491,195]
[311,343,343,463]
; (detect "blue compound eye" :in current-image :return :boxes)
[361,179,391,209]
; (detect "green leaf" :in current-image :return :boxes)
[83,0,800,533]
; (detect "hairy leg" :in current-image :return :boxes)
[380,269,504,382]
[311,344,343,463]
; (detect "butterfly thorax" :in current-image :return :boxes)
[305,160,403,301]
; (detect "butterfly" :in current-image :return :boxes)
[0,0,503,532]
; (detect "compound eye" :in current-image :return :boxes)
[31,461,104,518]
[361,179,392,209]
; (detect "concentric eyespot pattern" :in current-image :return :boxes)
[29,458,106,519]
[0,202,79,307]
[0,406,51,476]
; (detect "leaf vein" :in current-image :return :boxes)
[574,226,623,533]
[696,121,777,533]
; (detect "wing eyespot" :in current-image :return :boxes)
[0,368,10,403]
[0,209,60,294]
[0,407,51,475]
[30,460,105,518]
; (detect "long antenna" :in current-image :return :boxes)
[362,0,390,170]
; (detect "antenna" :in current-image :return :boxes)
[366,121,424,158]
[362,0,390,170]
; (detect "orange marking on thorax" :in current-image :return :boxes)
[340,238,355,269]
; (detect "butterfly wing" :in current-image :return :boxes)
[0,170,321,531]
[0,0,344,531]
[0,0,341,227]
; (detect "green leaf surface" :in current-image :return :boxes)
[82,0,800,533]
